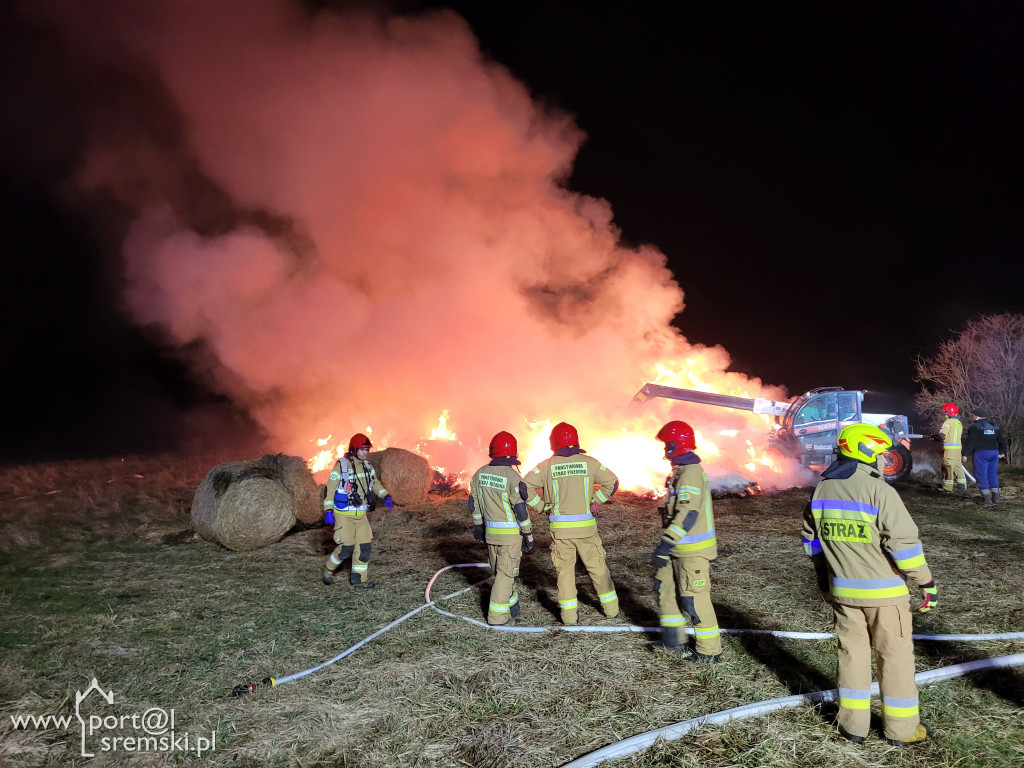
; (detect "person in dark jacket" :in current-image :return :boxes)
[962,408,1008,505]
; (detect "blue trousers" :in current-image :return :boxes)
[973,450,1000,489]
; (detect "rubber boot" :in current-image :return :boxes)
[956,484,969,496]
[981,489,994,506]
[350,577,376,589]
[886,722,931,747]
[992,488,1001,504]
[646,626,691,654]
[322,569,335,585]
[838,728,864,745]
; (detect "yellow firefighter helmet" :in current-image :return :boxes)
[836,423,892,464]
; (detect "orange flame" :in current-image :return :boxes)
[305,359,810,494]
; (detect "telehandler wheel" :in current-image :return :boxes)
[881,443,912,483]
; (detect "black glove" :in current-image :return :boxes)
[651,540,673,568]
[815,565,829,594]
[473,524,484,543]
[521,532,534,553]
[928,434,943,442]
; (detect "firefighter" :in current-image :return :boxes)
[322,433,393,588]
[931,402,967,494]
[469,431,534,626]
[523,422,620,625]
[801,423,936,746]
[649,421,722,661]
[963,408,1008,505]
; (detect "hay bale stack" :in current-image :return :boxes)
[192,461,296,551]
[254,453,322,524]
[367,447,431,505]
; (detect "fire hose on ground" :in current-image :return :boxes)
[232,563,1024,763]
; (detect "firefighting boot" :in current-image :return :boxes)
[646,626,691,654]
[956,484,969,496]
[838,728,865,745]
[322,569,336,585]
[982,489,994,506]
[350,577,376,589]
[992,488,1001,503]
[886,722,931,747]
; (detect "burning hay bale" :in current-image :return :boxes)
[253,453,322,524]
[191,461,296,551]
[367,447,431,505]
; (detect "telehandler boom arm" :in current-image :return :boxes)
[632,383,790,417]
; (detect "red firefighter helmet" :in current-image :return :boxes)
[549,422,580,451]
[488,431,518,458]
[941,402,959,417]
[656,420,696,458]
[348,433,372,454]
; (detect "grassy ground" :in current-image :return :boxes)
[1,455,1022,767]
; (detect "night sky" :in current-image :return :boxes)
[2,1,1023,462]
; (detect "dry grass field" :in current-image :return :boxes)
[1,453,1022,767]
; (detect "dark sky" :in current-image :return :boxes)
[2,1,1023,461]
[420,2,1024,397]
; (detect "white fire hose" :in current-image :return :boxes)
[561,653,1024,768]
[235,562,1024,766]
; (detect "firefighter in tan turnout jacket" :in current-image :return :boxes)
[931,402,967,493]
[469,431,534,626]
[322,433,392,588]
[523,422,620,625]
[650,421,721,661]
[802,424,937,747]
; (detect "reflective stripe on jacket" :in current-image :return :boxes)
[523,452,618,539]
[662,461,717,559]
[801,460,932,606]
[324,457,389,515]
[940,417,963,449]
[469,462,532,545]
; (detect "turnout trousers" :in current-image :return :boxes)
[549,531,619,624]
[655,555,722,656]
[834,600,920,742]
[486,540,522,625]
[325,514,373,584]
[941,448,967,490]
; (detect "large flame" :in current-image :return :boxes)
[307,363,808,493]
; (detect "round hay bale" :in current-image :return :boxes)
[367,447,431,505]
[191,462,296,551]
[254,453,322,524]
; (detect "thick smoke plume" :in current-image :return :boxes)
[31,0,801,488]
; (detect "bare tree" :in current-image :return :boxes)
[915,313,1024,466]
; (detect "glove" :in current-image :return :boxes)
[589,501,601,517]
[384,496,394,513]
[928,434,942,442]
[651,540,673,569]
[815,565,829,594]
[917,580,938,613]
[324,509,334,526]
[521,532,534,553]
[473,524,484,543]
